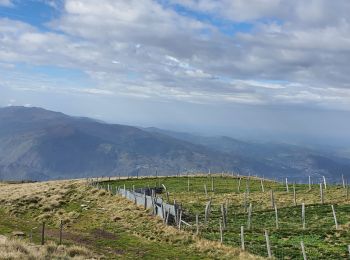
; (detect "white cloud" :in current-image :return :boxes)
[1,0,350,111]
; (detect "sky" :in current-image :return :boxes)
[1,0,350,146]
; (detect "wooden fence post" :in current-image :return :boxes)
[219,221,223,244]
[178,210,182,230]
[41,222,45,245]
[204,200,211,224]
[247,203,252,230]
[323,176,327,190]
[270,190,275,209]
[342,174,346,189]
[320,183,324,204]
[293,183,297,206]
[238,177,242,192]
[285,178,289,192]
[196,214,199,235]
[166,192,170,202]
[204,184,208,197]
[260,179,265,192]
[165,210,169,225]
[221,204,227,229]
[240,226,245,251]
[331,205,339,230]
[187,177,190,192]
[265,230,272,258]
[246,178,250,195]
[274,204,279,229]
[348,245,350,258]
[308,176,311,191]
[302,203,306,229]
[301,241,307,260]
[174,200,178,225]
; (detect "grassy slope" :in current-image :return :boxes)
[0,180,259,259]
[102,175,350,259]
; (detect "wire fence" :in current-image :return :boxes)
[90,176,350,260]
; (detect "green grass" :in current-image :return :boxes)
[101,175,350,259]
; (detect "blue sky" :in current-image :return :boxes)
[1,0,350,146]
[0,0,61,28]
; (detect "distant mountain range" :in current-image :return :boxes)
[0,106,349,182]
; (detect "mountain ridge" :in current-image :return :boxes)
[0,106,349,181]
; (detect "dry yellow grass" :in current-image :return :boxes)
[0,179,263,259]
[0,235,96,259]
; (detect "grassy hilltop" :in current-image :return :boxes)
[102,175,350,259]
[0,178,258,259]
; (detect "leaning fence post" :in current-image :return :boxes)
[301,241,307,260]
[260,179,265,192]
[320,183,324,204]
[240,226,245,251]
[41,222,45,245]
[302,203,306,229]
[165,210,169,225]
[265,230,272,258]
[274,204,279,229]
[178,210,182,230]
[331,205,339,230]
[204,200,211,224]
